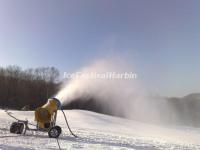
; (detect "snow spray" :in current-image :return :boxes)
[55,58,178,125]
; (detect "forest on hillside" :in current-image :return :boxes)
[0,66,106,114]
[0,66,60,109]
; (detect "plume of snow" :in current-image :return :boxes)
[56,57,177,124]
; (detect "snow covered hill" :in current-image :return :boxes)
[0,110,200,150]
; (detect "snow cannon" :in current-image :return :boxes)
[34,98,62,137]
[35,98,61,128]
[8,97,77,140]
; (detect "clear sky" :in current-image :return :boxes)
[0,0,200,97]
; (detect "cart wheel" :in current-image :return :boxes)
[10,122,18,133]
[16,123,24,134]
[10,122,24,134]
[48,126,62,138]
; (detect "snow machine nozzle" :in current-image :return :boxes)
[51,97,62,110]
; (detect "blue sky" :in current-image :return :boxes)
[0,0,200,96]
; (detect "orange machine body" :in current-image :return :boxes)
[35,98,61,129]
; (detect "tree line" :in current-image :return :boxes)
[0,65,110,114]
[0,66,60,110]
[0,65,114,115]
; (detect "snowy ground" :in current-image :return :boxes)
[0,110,200,150]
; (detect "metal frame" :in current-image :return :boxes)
[5,110,57,135]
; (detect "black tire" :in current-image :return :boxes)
[48,126,62,138]
[16,123,24,134]
[10,122,18,133]
[10,122,24,134]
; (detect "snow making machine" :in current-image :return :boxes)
[8,98,62,138]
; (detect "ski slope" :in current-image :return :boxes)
[0,110,200,150]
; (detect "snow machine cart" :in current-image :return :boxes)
[8,98,62,138]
